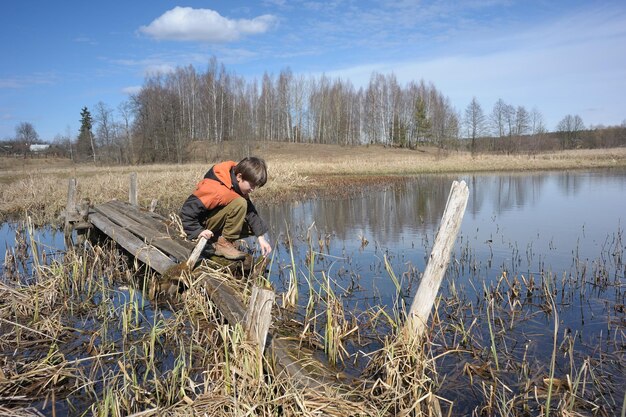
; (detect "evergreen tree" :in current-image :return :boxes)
[77,107,95,161]
[413,97,431,147]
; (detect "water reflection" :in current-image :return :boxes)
[262,168,626,326]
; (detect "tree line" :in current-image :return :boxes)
[4,57,625,163]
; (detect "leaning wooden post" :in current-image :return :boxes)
[129,172,138,206]
[244,285,275,356]
[63,178,78,246]
[404,180,469,339]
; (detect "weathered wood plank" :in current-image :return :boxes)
[107,200,192,250]
[104,200,167,224]
[94,203,191,262]
[199,273,350,389]
[106,200,170,229]
[269,336,352,389]
[186,237,207,268]
[89,212,174,274]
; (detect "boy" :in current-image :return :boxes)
[180,156,272,260]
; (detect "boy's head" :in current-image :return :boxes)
[234,157,267,195]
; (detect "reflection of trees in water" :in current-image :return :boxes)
[466,173,547,217]
[263,177,458,243]
[262,171,619,244]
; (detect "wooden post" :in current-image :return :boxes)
[63,178,78,246]
[129,172,138,206]
[404,180,469,339]
[149,199,158,212]
[244,285,275,355]
[75,198,91,245]
[186,237,207,268]
[66,178,77,218]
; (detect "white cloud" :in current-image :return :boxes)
[0,74,56,89]
[144,64,176,76]
[122,86,142,95]
[325,4,626,128]
[139,7,277,42]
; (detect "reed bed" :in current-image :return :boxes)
[1,219,380,416]
[1,215,625,416]
[270,219,625,416]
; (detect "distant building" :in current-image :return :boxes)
[29,144,50,152]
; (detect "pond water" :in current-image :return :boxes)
[260,168,626,411]
[263,169,625,307]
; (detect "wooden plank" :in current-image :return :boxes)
[186,237,207,267]
[199,273,352,390]
[201,275,249,323]
[269,337,353,389]
[106,200,169,228]
[93,202,183,256]
[404,180,469,339]
[89,212,174,274]
[107,200,193,250]
[93,202,191,262]
[95,201,163,233]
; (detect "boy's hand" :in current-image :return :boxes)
[257,235,272,256]
[198,229,214,240]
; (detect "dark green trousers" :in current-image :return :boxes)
[204,197,251,241]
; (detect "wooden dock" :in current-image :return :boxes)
[63,180,356,391]
[62,175,469,397]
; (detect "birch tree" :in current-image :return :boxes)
[464,97,486,153]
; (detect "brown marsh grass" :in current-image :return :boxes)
[2,143,626,224]
[0,220,379,416]
[1,214,625,416]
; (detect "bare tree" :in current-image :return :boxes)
[94,101,115,161]
[556,114,585,149]
[15,122,39,146]
[489,99,509,151]
[464,97,486,153]
[117,101,134,163]
[126,56,462,162]
[514,106,530,136]
[529,107,546,135]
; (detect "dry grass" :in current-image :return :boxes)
[1,143,626,224]
[1,213,624,416]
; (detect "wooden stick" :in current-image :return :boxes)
[129,172,138,206]
[186,237,207,268]
[404,180,469,339]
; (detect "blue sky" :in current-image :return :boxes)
[1,0,625,141]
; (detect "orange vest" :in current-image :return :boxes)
[192,161,240,210]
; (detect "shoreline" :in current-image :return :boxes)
[1,144,625,224]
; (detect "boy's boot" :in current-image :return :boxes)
[214,236,246,260]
